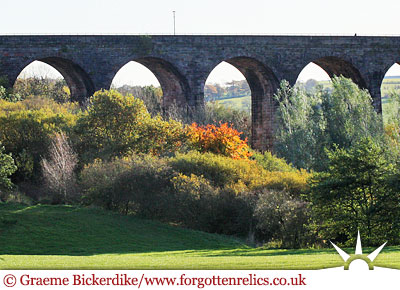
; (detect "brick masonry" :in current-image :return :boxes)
[0,35,399,151]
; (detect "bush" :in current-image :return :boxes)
[202,102,251,141]
[80,154,255,236]
[251,151,296,172]
[168,151,309,195]
[134,115,187,156]
[171,174,252,236]
[171,173,219,230]
[81,154,176,219]
[169,151,264,189]
[80,151,311,245]
[112,156,176,219]
[253,189,310,248]
[0,100,77,182]
[0,86,21,102]
[163,102,251,142]
[186,122,251,160]
[74,90,151,162]
[0,95,80,114]
[80,157,132,210]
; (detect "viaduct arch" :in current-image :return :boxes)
[1,35,399,151]
[110,57,190,108]
[205,57,280,150]
[9,57,95,104]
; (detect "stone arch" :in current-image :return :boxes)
[380,62,400,118]
[305,56,367,89]
[13,57,95,104]
[380,61,400,86]
[205,57,280,151]
[111,57,191,108]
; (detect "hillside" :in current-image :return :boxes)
[1,203,400,269]
[0,203,243,256]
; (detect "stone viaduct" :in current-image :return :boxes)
[0,35,399,151]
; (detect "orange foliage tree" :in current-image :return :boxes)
[186,122,252,159]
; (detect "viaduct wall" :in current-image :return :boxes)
[0,35,399,150]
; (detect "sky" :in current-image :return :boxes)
[9,0,400,86]
[3,0,400,35]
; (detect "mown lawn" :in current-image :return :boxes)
[0,203,399,270]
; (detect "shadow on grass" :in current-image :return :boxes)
[0,203,245,256]
[1,203,399,258]
[200,248,338,257]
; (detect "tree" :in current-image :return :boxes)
[13,77,71,103]
[41,133,78,203]
[114,85,162,117]
[304,79,318,92]
[274,76,384,171]
[186,122,252,160]
[74,89,186,162]
[308,138,400,246]
[0,86,21,102]
[0,142,17,193]
[322,77,383,149]
[274,80,326,170]
[74,89,152,161]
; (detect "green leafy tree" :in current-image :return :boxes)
[322,77,383,149]
[115,85,163,117]
[74,90,152,162]
[274,76,384,171]
[0,142,17,192]
[274,80,326,170]
[0,76,21,102]
[75,90,185,162]
[308,138,400,246]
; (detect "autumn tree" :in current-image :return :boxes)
[186,122,251,159]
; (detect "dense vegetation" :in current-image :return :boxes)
[1,75,400,252]
[116,84,252,140]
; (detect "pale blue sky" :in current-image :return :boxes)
[11,0,400,86]
[2,0,400,35]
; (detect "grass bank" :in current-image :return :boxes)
[0,203,398,269]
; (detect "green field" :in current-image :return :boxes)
[212,77,400,118]
[216,96,251,113]
[381,77,400,98]
[1,203,399,270]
